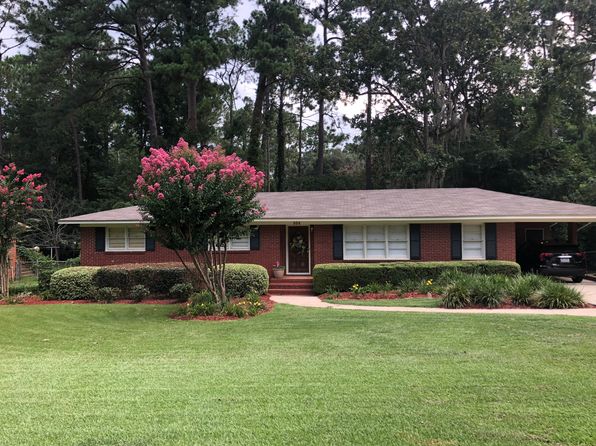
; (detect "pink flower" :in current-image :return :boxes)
[157,192,165,200]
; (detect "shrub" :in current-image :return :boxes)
[38,266,62,292]
[469,274,507,308]
[222,302,246,318]
[534,282,584,309]
[186,291,219,316]
[3,292,27,304]
[242,292,264,316]
[189,290,216,305]
[398,279,420,294]
[508,275,550,306]
[312,261,521,294]
[65,257,81,267]
[169,283,194,301]
[98,263,189,294]
[95,287,120,303]
[361,282,393,293]
[224,264,269,297]
[130,284,150,302]
[49,267,100,300]
[442,277,473,309]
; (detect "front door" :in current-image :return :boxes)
[287,226,310,274]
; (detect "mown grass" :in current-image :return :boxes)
[325,297,442,307]
[8,275,38,294]
[0,303,594,446]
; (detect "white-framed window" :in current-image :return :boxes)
[343,224,409,260]
[462,224,485,260]
[106,226,146,252]
[227,232,250,251]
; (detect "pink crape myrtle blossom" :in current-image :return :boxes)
[133,138,265,304]
[0,163,45,298]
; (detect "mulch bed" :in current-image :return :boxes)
[170,295,275,321]
[320,291,439,301]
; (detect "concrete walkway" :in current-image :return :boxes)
[270,294,596,317]
[569,280,596,305]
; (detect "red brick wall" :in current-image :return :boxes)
[81,225,285,274]
[81,222,518,271]
[420,224,452,261]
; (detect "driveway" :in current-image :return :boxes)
[568,279,596,306]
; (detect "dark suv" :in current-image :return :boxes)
[518,241,587,283]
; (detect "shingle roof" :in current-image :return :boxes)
[59,188,596,224]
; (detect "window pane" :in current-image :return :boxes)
[388,225,407,241]
[107,228,126,249]
[463,241,483,259]
[345,226,364,241]
[229,236,250,250]
[128,228,146,249]
[388,241,408,258]
[365,226,385,258]
[345,241,364,259]
[463,224,483,241]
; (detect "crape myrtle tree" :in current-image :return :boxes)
[0,163,44,297]
[133,138,265,304]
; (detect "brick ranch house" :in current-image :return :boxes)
[59,188,596,276]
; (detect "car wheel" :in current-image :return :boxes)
[572,276,584,283]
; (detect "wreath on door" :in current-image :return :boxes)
[290,234,308,255]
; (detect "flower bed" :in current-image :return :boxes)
[171,295,275,321]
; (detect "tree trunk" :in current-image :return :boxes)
[315,95,325,176]
[261,86,272,191]
[69,116,84,203]
[315,1,330,176]
[0,250,9,298]
[276,84,286,192]
[297,93,304,175]
[365,82,373,189]
[248,74,267,168]
[186,79,198,136]
[135,22,159,147]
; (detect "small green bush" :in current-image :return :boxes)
[186,291,219,316]
[95,287,120,303]
[243,292,265,316]
[469,274,507,308]
[442,275,474,309]
[534,282,584,309]
[169,283,194,301]
[224,264,269,297]
[189,290,216,305]
[49,267,100,300]
[508,275,551,306]
[398,279,420,294]
[222,302,246,318]
[361,282,393,293]
[312,261,521,294]
[130,284,150,302]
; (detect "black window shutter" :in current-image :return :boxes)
[95,227,106,252]
[451,223,462,260]
[485,223,497,260]
[250,226,260,250]
[145,234,156,252]
[332,225,343,260]
[409,224,421,260]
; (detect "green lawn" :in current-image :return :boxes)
[325,297,442,307]
[0,304,594,446]
[9,275,38,294]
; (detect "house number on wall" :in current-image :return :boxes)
[292,221,301,225]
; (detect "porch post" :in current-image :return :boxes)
[568,222,578,244]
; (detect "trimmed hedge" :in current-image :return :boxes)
[225,264,269,297]
[312,261,521,294]
[96,263,189,294]
[49,266,100,300]
[48,262,269,299]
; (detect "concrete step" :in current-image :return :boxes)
[268,282,314,290]
[268,288,314,296]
